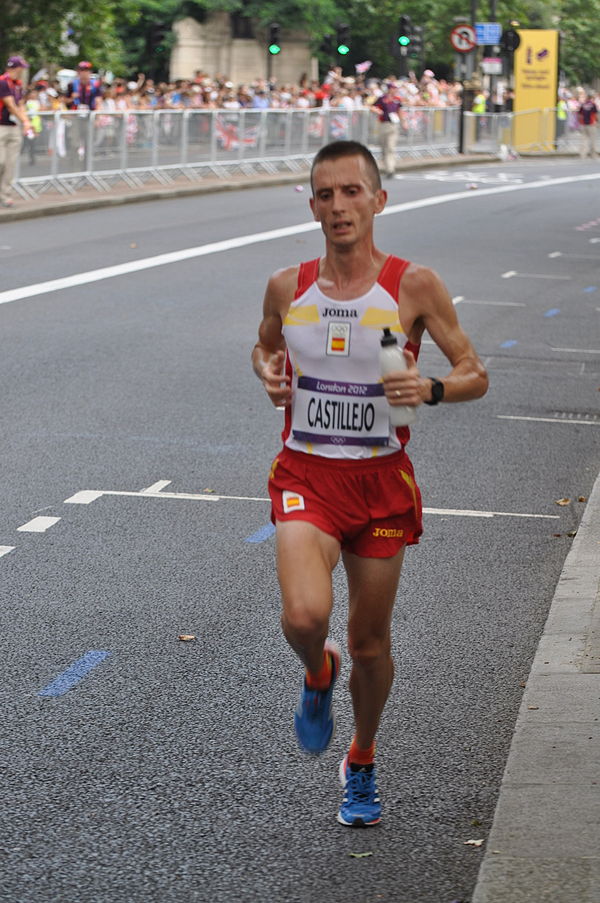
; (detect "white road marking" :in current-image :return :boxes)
[17,516,61,532]
[1,173,600,307]
[452,296,463,305]
[423,507,558,520]
[461,299,526,307]
[548,251,600,260]
[0,546,15,558]
[502,272,571,280]
[64,490,105,504]
[498,415,600,426]
[549,346,600,354]
[141,480,172,494]
[63,485,558,520]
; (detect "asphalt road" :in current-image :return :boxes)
[1,157,599,903]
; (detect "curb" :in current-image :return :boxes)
[471,471,600,903]
[0,154,497,223]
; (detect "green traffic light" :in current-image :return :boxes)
[268,43,281,54]
[337,43,350,54]
[398,35,410,46]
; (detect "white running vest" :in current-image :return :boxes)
[281,256,420,460]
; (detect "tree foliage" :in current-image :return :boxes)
[1,0,599,86]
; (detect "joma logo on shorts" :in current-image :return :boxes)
[372,527,404,538]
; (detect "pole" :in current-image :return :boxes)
[459,2,477,153]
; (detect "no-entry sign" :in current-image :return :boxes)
[450,24,477,53]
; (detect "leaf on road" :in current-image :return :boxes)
[528,705,539,710]
[202,488,216,493]
[463,839,484,847]
[178,634,196,642]
[349,851,373,858]
[470,818,482,827]
[578,496,587,502]
[555,498,571,506]
[566,530,577,537]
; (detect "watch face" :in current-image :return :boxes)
[432,380,444,402]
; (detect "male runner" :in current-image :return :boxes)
[252,140,488,827]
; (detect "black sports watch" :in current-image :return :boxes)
[425,377,444,406]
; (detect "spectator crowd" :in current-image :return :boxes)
[25,63,464,114]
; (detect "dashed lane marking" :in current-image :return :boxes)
[549,251,600,260]
[549,345,600,354]
[0,546,15,558]
[38,650,112,698]
[501,271,571,280]
[62,485,559,520]
[17,516,61,533]
[460,299,526,307]
[498,415,600,426]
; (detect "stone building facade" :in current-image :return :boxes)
[170,13,318,85]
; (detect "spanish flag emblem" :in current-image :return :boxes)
[283,490,306,513]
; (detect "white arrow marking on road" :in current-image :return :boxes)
[17,516,61,533]
[2,173,600,306]
[62,486,559,519]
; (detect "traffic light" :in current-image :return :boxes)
[397,15,412,48]
[500,28,521,52]
[268,23,281,55]
[410,25,424,56]
[321,34,334,56]
[336,23,350,55]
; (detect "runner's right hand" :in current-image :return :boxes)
[262,350,291,407]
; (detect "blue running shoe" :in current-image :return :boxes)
[337,755,381,827]
[294,641,341,755]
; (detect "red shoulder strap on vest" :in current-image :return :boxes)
[294,258,320,299]
[377,255,410,301]
[378,255,420,360]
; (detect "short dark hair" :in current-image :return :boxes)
[311,140,382,193]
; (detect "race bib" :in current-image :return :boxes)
[292,375,389,447]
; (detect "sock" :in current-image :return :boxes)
[348,737,376,770]
[305,651,333,690]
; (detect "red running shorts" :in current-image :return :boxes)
[268,446,422,558]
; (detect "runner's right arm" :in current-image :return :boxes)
[252,266,298,407]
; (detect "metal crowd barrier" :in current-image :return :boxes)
[14,106,460,199]
[462,108,596,156]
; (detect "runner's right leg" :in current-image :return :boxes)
[276,520,341,753]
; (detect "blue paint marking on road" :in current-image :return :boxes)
[500,340,518,348]
[245,523,276,543]
[583,286,597,293]
[38,651,112,698]
[544,308,560,317]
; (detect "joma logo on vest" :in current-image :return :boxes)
[322,308,358,318]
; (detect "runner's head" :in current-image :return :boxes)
[311,141,381,195]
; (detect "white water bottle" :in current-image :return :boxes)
[379,327,417,427]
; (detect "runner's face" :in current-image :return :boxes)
[310,155,386,246]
